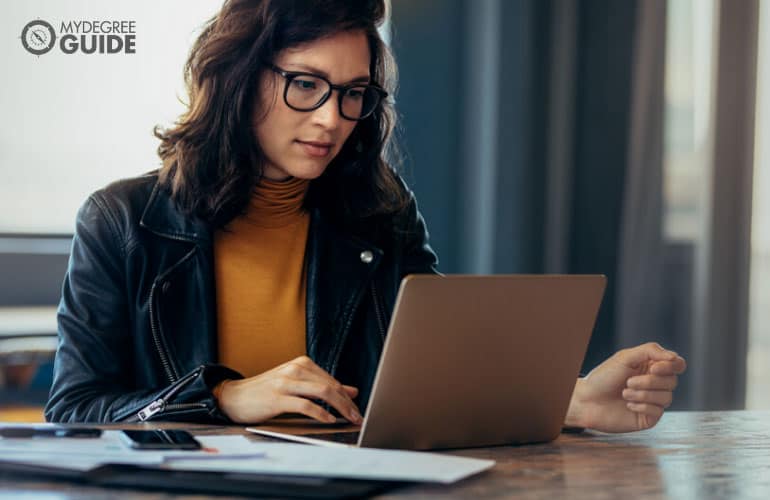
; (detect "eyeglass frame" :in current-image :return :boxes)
[267,64,388,121]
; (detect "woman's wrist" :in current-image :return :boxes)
[564,378,589,429]
[213,379,240,421]
[213,379,232,402]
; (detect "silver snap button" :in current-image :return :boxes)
[360,250,374,264]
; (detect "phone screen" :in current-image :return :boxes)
[120,430,201,450]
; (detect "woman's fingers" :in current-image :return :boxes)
[649,358,687,375]
[282,357,360,398]
[279,395,337,423]
[281,379,362,424]
[278,357,361,412]
[289,367,360,414]
[622,388,673,408]
[626,374,678,391]
[219,357,362,424]
[626,402,664,428]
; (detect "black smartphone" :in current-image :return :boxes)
[119,430,201,450]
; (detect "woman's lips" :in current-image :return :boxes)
[296,140,333,157]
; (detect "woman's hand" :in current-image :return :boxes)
[564,342,687,433]
[215,356,362,425]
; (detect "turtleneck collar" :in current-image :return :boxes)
[245,176,311,228]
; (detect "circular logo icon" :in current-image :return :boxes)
[21,20,56,55]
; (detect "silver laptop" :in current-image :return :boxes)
[248,274,606,450]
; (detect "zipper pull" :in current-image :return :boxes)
[135,366,204,421]
[137,398,166,421]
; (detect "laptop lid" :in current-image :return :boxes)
[357,274,606,450]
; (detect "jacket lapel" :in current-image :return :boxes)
[306,208,383,374]
[139,182,218,375]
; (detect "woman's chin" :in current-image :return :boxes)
[284,161,331,180]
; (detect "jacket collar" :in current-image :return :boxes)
[139,181,211,243]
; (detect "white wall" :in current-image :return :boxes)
[0,1,221,233]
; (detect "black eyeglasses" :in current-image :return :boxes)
[268,64,388,121]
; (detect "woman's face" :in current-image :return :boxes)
[254,30,371,181]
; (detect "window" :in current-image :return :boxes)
[747,0,770,409]
[663,0,716,243]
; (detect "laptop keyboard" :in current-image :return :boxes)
[302,431,360,445]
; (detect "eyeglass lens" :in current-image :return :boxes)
[286,75,380,119]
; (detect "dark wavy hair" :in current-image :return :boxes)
[154,0,407,229]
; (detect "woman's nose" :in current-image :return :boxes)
[311,92,343,129]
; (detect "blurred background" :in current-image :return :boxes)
[0,0,767,421]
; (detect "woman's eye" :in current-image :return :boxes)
[292,79,317,91]
[346,88,364,100]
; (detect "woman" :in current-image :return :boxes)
[45,0,685,432]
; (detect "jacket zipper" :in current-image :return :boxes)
[149,280,177,384]
[370,282,387,343]
[135,366,205,421]
[147,245,199,384]
[328,279,386,377]
[137,402,208,421]
[165,403,208,411]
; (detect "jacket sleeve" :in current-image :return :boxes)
[44,194,241,424]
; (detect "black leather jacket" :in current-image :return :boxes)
[44,172,438,423]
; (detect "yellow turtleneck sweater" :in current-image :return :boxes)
[214,176,311,378]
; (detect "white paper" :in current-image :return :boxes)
[0,430,145,456]
[164,435,265,461]
[0,430,263,470]
[1,452,163,471]
[165,442,495,484]
[0,427,494,483]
